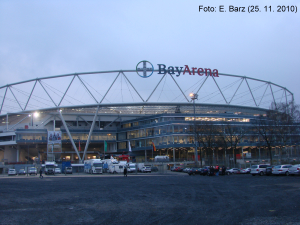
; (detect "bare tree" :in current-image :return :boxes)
[270,102,300,162]
[254,113,277,165]
[195,121,221,167]
[221,122,247,166]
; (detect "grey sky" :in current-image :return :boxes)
[0,0,299,109]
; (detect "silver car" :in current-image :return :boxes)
[8,169,17,176]
[272,165,292,176]
[250,164,269,176]
[29,167,37,175]
[289,164,300,176]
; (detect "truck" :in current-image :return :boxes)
[136,163,144,172]
[44,161,57,175]
[84,159,103,174]
[127,163,136,173]
[108,163,125,174]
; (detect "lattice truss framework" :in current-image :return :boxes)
[0,70,294,115]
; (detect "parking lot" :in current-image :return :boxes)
[0,172,300,225]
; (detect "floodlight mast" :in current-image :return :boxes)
[190,93,198,166]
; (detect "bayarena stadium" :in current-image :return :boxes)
[0,60,299,169]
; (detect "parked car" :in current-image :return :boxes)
[188,168,201,175]
[227,168,240,175]
[266,166,274,176]
[183,168,191,173]
[289,164,300,176]
[240,168,251,174]
[65,167,73,174]
[272,165,292,176]
[28,167,37,175]
[174,167,183,172]
[141,166,151,173]
[8,169,17,176]
[55,168,61,174]
[200,166,210,176]
[250,164,269,176]
[18,169,26,175]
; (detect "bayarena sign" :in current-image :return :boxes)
[136,60,218,78]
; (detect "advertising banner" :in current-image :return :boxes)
[48,131,62,144]
[47,131,62,154]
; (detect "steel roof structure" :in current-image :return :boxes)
[0,69,293,116]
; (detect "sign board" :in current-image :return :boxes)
[47,131,62,153]
[48,131,62,144]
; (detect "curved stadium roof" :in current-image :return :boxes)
[0,70,294,116]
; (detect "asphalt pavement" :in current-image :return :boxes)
[0,172,300,225]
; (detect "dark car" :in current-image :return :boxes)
[200,166,210,176]
[65,167,73,174]
[188,168,201,175]
[175,167,183,172]
[18,169,26,175]
[266,166,273,176]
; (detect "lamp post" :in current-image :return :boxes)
[190,93,198,166]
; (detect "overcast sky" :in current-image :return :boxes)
[0,0,299,109]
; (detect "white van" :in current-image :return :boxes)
[250,164,269,176]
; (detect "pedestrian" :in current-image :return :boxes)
[124,167,127,177]
[39,168,43,179]
[222,165,226,175]
[215,165,219,176]
[209,166,214,176]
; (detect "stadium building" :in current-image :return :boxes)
[0,61,298,166]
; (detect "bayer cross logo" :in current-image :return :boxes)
[136,60,154,78]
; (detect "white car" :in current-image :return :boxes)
[29,167,37,175]
[272,165,292,176]
[55,168,61,174]
[289,164,300,175]
[8,169,17,176]
[141,166,151,173]
[227,168,240,174]
[250,164,269,176]
[240,168,251,174]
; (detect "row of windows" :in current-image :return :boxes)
[16,133,116,141]
[121,116,250,128]
[120,125,194,140]
[184,117,250,122]
[122,117,185,128]
[117,135,195,149]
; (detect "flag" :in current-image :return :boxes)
[78,140,81,151]
[152,141,156,152]
[128,140,132,152]
[104,140,107,152]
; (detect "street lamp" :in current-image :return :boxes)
[190,93,198,166]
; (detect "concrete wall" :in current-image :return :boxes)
[4,146,18,162]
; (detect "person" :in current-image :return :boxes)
[209,166,214,176]
[215,165,220,176]
[124,167,127,177]
[215,165,219,176]
[222,165,226,175]
[39,168,43,179]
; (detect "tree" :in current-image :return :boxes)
[254,114,277,165]
[220,122,247,166]
[195,121,220,167]
[270,102,300,162]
